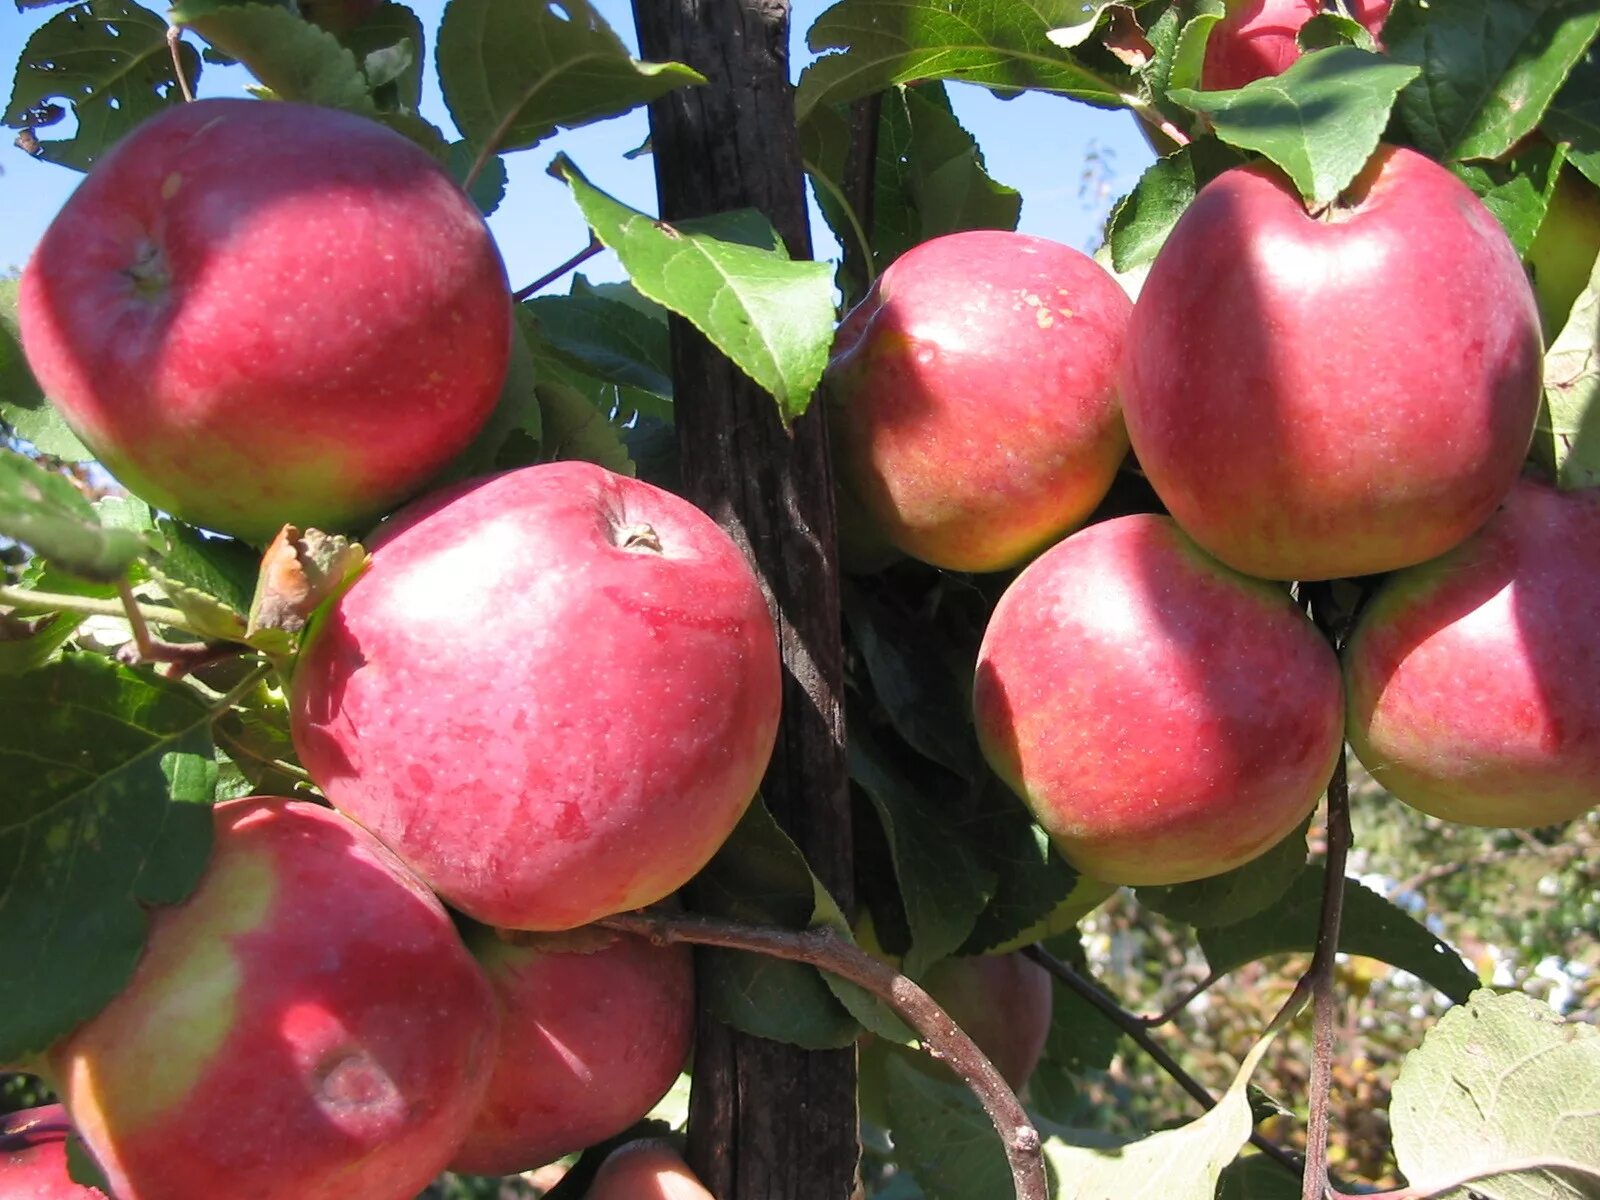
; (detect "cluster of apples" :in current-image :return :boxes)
[13,99,783,1199]
[828,124,1597,884]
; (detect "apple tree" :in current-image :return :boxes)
[3,1,1600,1199]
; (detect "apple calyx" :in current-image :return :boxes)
[122,239,168,299]
[619,522,665,554]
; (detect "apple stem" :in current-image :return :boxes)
[115,577,241,674]
[1025,945,1305,1179]
[596,909,1049,1200]
[1125,98,1192,148]
[0,583,193,633]
[513,236,605,301]
[166,25,195,103]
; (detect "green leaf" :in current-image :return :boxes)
[139,521,262,644]
[1538,253,1600,489]
[523,292,672,406]
[0,610,82,676]
[1453,139,1567,255]
[1168,47,1420,207]
[871,83,1022,294]
[3,0,200,171]
[0,654,217,1062]
[1297,13,1376,54]
[1027,939,1124,1124]
[339,1,426,112]
[447,139,509,215]
[213,687,300,798]
[170,1,377,112]
[1136,819,1309,929]
[848,723,996,978]
[691,798,861,1051]
[1384,0,1600,163]
[1040,1029,1279,1199]
[556,157,837,422]
[1106,137,1243,272]
[0,279,90,462]
[1164,6,1221,95]
[957,795,1086,956]
[1544,44,1599,187]
[796,0,1131,122]
[1215,1154,1303,1200]
[531,351,635,477]
[0,449,149,582]
[881,1053,1013,1200]
[1198,868,1480,1003]
[843,584,982,780]
[1391,990,1600,1200]
[437,0,703,158]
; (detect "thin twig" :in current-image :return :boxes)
[207,660,272,716]
[512,236,605,301]
[1025,945,1304,1178]
[1137,966,1229,1028]
[166,26,195,103]
[1301,746,1351,1200]
[0,584,191,631]
[594,909,1048,1200]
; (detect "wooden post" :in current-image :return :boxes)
[629,1,858,1197]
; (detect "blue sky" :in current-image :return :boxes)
[1,1,1155,291]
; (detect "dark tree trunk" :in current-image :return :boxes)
[628,1,858,1199]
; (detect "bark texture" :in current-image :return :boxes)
[629,1,858,1197]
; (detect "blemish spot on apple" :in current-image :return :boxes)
[313,1048,401,1117]
[160,171,182,200]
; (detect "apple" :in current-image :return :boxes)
[974,513,1344,886]
[18,97,512,545]
[1345,478,1600,827]
[290,459,782,930]
[45,798,499,1200]
[586,1141,714,1200]
[1122,145,1542,581]
[825,229,1132,573]
[920,952,1052,1091]
[449,925,694,1176]
[1201,0,1392,92]
[1,1106,106,1198]
[1526,164,1600,338]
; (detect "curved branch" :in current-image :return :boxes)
[0,585,194,633]
[594,909,1047,1200]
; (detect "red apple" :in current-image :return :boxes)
[586,1141,714,1200]
[449,926,694,1176]
[1122,145,1542,581]
[290,460,782,930]
[1201,0,1391,91]
[0,1106,106,1198]
[45,798,499,1200]
[18,97,511,544]
[920,952,1052,1091]
[1345,479,1600,827]
[825,229,1132,572]
[974,513,1343,886]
